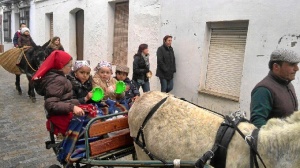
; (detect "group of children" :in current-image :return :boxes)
[32,50,140,164]
[33,50,140,133]
[68,59,140,113]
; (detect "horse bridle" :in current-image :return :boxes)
[21,49,37,72]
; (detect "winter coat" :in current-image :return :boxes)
[39,70,80,116]
[67,71,93,104]
[18,35,36,48]
[156,44,176,80]
[92,73,125,101]
[132,53,150,82]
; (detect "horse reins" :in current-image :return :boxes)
[196,115,267,168]
[133,96,169,164]
[21,49,37,72]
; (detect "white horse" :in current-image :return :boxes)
[128,91,300,168]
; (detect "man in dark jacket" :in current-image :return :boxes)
[250,49,300,128]
[156,35,176,93]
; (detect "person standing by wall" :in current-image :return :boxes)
[250,49,300,128]
[132,44,151,93]
[156,35,176,93]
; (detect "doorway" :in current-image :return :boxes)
[76,10,84,60]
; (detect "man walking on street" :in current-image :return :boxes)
[156,35,176,93]
[250,49,300,128]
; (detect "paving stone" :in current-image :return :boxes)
[0,67,59,167]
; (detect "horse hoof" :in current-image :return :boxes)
[18,91,22,95]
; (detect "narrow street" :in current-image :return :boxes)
[0,67,59,168]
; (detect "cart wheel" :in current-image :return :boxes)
[49,164,61,168]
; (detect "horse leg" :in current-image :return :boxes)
[15,74,22,95]
[27,75,36,103]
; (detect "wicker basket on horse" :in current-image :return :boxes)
[0,48,23,75]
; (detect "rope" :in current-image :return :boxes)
[22,49,37,72]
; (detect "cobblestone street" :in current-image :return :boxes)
[0,67,59,168]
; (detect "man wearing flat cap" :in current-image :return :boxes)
[250,49,300,128]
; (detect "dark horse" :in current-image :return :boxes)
[15,40,50,102]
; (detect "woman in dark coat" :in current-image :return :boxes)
[132,44,151,92]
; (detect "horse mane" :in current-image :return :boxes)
[42,39,51,49]
[261,111,300,131]
[257,111,300,167]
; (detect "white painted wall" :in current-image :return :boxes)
[31,0,300,116]
[127,0,161,92]
[159,0,300,116]
[33,0,113,69]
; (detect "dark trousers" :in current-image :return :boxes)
[159,78,173,93]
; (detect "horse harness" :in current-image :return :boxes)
[133,96,267,168]
[21,48,37,72]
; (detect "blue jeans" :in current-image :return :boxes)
[159,78,173,93]
[134,80,150,93]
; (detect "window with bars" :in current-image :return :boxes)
[3,11,12,42]
[200,21,249,101]
[19,7,30,28]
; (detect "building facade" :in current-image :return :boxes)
[1,0,300,117]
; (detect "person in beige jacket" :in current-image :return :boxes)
[92,61,125,101]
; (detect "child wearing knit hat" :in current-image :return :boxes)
[18,27,36,48]
[67,60,94,104]
[114,64,140,107]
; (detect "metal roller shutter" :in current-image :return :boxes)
[205,28,247,100]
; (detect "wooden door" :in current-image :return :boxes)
[112,2,129,65]
[76,10,84,60]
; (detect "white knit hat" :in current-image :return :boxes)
[21,27,30,34]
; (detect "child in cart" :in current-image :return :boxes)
[67,60,93,104]
[32,52,98,166]
[114,65,140,107]
[92,61,129,115]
